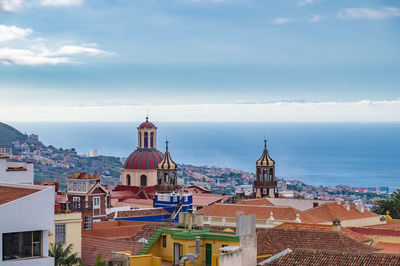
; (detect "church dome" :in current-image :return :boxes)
[257,140,275,167]
[138,117,156,129]
[158,141,177,170]
[124,149,164,170]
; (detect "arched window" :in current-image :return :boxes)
[139,132,142,147]
[140,175,147,186]
[269,169,274,181]
[164,173,168,184]
[257,168,261,181]
[150,132,154,148]
[126,174,131,186]
[144,132,148,148]
[263,168,267,182]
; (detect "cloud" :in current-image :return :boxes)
[337,7,400,20]
[2,99,400,122]
[0,24,112,65]
[40,0,83,6]
[0,25,32,42]
[309,14,324,23]
[0,0,23,12]
[298,0,315,6]
[271,18,291,25]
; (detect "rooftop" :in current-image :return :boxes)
[0,185,40,205]
[303,202,378,222]
[374,242,400,254]
[196,203,322,223]
[256,228,379,256]
[262,248,400,265]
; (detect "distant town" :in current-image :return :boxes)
[7,131,390,210]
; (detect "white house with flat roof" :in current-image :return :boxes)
[0,183,54,265]
[0,155,34,185]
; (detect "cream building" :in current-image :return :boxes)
[48,212,82,257]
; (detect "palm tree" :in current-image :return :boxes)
[374,191,400,219]
[49,243,80,266]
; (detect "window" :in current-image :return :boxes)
[139,132,142,147]
[84,215,92,231]
[55,224,66,244]
[2,231,42,261]
[140,175,147,186]
[144,132,148,148]
[93,197,100,209]
[162,235,167,248]
[150,132,154,148]
[126,174,131,186]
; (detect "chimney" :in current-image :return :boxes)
[268,211,275,220]
[336,199,341,205]
[332,218,341,232]
[343,201,350,211]
[295,213,301,223]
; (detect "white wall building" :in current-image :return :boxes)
[0,155,34,185]
[0,183,54,265]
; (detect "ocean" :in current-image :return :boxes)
[7,122,400,190]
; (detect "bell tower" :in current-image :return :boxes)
[254,139,277,198]
[137,116,157,149]
[156,140,178,193]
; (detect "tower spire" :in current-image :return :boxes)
[165,138,169,151]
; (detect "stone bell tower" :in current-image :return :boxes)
[254,139,277,198]
[155,140,178,193]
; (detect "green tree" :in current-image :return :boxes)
[373,191,400,219]
[49,243,80,266]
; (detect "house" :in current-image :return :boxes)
[0,183,54,265]
[0,155,34,184]
[66,172,111,223]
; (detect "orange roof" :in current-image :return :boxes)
[236,198,274,206]
[374,242,400,254]
[68,172,99,180]
[196,203,322,223]
[274,222,372,243]
[366,221,400,230]
[0,185,39,205]
[304,202,378,222]
[193,195,225,207]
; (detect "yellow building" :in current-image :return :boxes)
[116,226,239,266]
[49,212,82,257]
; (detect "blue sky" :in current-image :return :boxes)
[0,0,399,121]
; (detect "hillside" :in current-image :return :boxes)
[0,122,27,148]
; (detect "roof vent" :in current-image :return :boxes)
[269,211,275,220]
[295,213,301,223]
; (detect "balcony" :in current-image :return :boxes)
[253,180,277,188]
[60,201,93,212]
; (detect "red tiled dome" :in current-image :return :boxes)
[123,149,164,170]
[138,121,156,129]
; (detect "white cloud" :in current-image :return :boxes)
[309,14,324,23]
[2,99,400,122]
[0,24,112,65]
[40,0,83,7]
[337,7,400,20]
[0,47,69,65]
[0,0,23,12]
[298,0,315,6]
[271,18,291,25]
[0,25,32,42]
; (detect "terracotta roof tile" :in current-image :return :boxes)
[81,236,144,266]
[256,229,379,256]
[0,185,39,205]
[236,198,275,206]
[366,221,400,230]
[274,222,372,243]
[68,172,99,180]
[374,242,400,254]
[131,222,173,241]
[107,208,170,220]
[195,203,322,223]
[304,202,378,222]
[264,249,400,265]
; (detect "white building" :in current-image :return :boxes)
[0,155,34,185]
[0,183,54,265]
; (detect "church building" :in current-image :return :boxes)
[254,140,277,198]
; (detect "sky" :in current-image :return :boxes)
[0,0,399,121]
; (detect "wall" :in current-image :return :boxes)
[0,160,34,185]
[49,212,82,257]
[121,169,157,186]
[321,216,381,227]
[219,250,243,266]
[267,198,335,211]
[203,216,283,228]
[0,183,54,265]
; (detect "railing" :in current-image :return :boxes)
[253,181,277,187]
[60,201,93,212]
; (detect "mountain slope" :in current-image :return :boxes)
[0,122,27,148]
